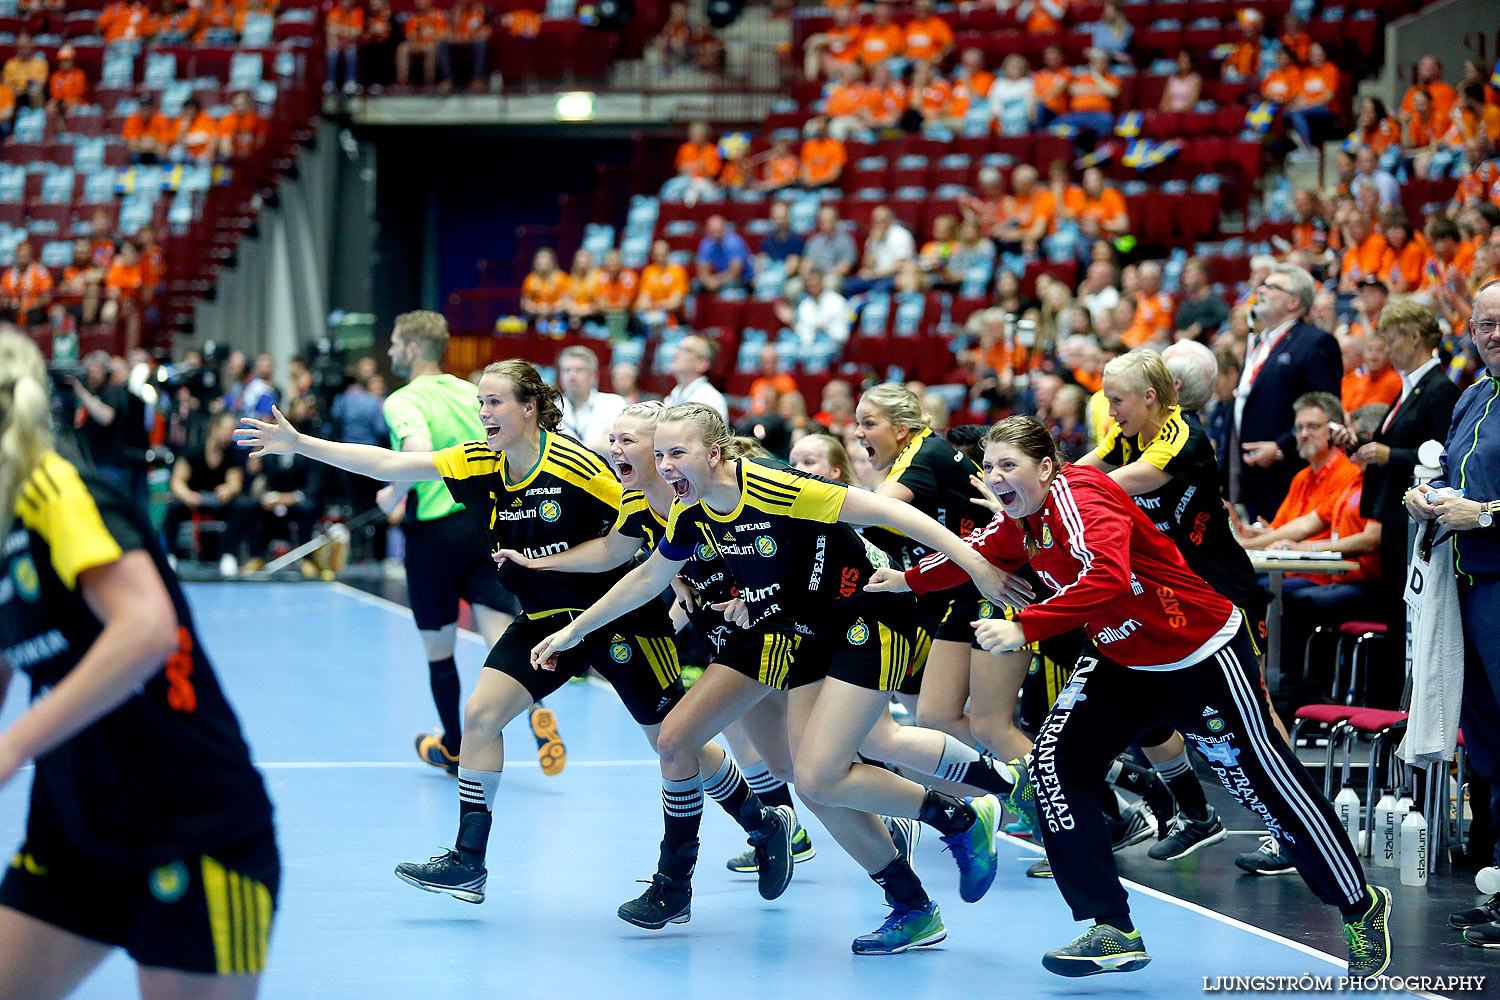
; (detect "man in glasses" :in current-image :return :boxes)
[1231,263,1343,521]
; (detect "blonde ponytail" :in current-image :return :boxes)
[0,328,53,525]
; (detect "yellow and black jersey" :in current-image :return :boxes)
[658,460,886,628]
[0,452,271,864]
[1095,407,1265,612]
[865,429,984,570]
[433,429,634,618]
[614,489,732,603]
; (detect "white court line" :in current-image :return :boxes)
[257,759,657,769]
[999,832,1441,999]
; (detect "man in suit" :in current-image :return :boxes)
[1232,263,1343,520]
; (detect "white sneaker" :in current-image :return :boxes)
[218,553,239,578]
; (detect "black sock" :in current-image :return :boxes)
[870,855,930,909]
[454,767,499,867]
[1096,781,1122,820]
[1107,756,1176,829]
[704,754,768,833]
[742,761,794,811]
[1102,915,1136,934]
[657,839,698,884]
[428,656,462,757]
[916,789,976,836]
[933,735,1016,795]
[662,775,703,856]
[1154,750,1209,822]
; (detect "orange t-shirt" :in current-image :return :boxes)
[161,7,199,37]
[141,244,164,292]
[48,67,87,106]
[1063,185,1127,230]
[953,70,994,104]
[675,140,721,180]
[1120,291,1173,348]
[501,10,541,38]
[449,7,489,42]
[0,85,14,121]
[326,5,365,38]
[1354,117,1401,155]
[825,24,863,65]
[1223,41,1259,80]
[1033,68,1071,115]
[192,0,236,42]
[522,271,570,309]
[1005,189,1057,234]
[1401,81,1457,123]
[915,78,952,117]
[857,22,904,66]
[636,263,688,308]
[1299,479,1379,583]
[1069,70,1118,113]
[105,260,145,299]
[1343,232,1390,282]
[749,373,798,412]
[1382,240,1429,290]
[1023,0,1067,33]
[102,4,158,42]
[217,110,267,157]
[1,263,52,311]
[1458,160,1500,206]
[800,136,846,186]
[1453,104,1500,147]
[1270,449,1361,537]
[404,10,448,43]
[762,154,799,188]
[1406,109,1450,148]
[902,16,953,63]
[1341,363,1402,415]
[1298,63,1340,109]
[868,82,906,125]
[181,111,220,159]
[592,269,639,310]
[566,271,596,308]
[1260,66,1301,104]
[1280,30,1311,63]
[824,81,869,118]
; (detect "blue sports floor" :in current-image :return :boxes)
[0,583,1443,997]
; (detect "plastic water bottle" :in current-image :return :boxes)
[1334,785,1361,845]
[1392,791,1413,867]
[1399,808,1428,886]
[1476,866,1500,895]
[1374,790,1399,868]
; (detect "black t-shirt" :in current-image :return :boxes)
[865,428,984,569]
[183,444,237,494]
[0,453,273,863]
[1094,407,1266,612]
[76,382,129,467]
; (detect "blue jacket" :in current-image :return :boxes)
[1431,373,1500,579]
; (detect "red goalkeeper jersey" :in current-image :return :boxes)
[906,464,1240,670]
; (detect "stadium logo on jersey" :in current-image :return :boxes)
[1040,525,1054,548]
[1206,717,1226,732]
[695,542,716,562]
[754,535,777,557]
[11,555,39,602]
[847,620,870,645]
[978,600,993,619]
[539,500,562,522]
[149,861,189,904]
[610,641,632,663]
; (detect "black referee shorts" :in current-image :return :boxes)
[403,512,520,631]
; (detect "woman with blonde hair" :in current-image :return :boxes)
[789,432,857,485]
[0,329,278,998]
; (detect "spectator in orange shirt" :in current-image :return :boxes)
[1239,393,1364,547]
[136,225,165,305]
[1287,43,1340,150]
[1032,44,1071,126]
[1016,0,1067,34]
[45,45,86,115]
[823,60,873,140]
[1450,82,1500,148]
[903,0,953,64]
[634,238,689,325]
[58,238,105,325]
[397,0,447,88]
[103,239,146,352]
[802,5,862,81]
[799,117,846,189]
[156,0,198,42]
[591,249,639,315]
[1378,214,1429,293]
[561,249,602,327]
[521,248,570,331]
[952,47,994,106]
[1121,261,1173,348]
[99,0,158,43]
[1259,46,1301,105]
[1400,55,1457,123]
[1400,88,1452,176]
[87,209,116,269]
[994,164,1054,254]
[908,60,957,129]
[1348,96,1401,156]
[865,62,906,130]
[1221,8,1265,82]
[446,0,492,91]
[501,7,541,40]
[856,2,904,68]
[218,92,267,160]
[174,98,220,163]
[1337,210,1390,293]
[1279,13,1311,64]
[2,34,47,109]
[122,92,171,162]
[191,0,236,43]
[1,242,52,325]
[958,164,1007,240]
[326,0,365,94]
[754,136,800,192]
[1340,279,1401,413]
[1059,48,1120,137]
[673,121,722,202]
[0,82,14,139]
[1061,165,1129,240]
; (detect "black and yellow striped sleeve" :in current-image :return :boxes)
[432,441,496,480]
[1093,420,1126,467]
[613,490,649,536]
[1138,407,1192,472]
[16,453,127,589]
[548,437,623,512]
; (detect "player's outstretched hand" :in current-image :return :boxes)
[972,618,1026,653]
[709,598,751,628]
[493,548,533,568]
[234,406,299,457]
[864,566,912,593]
[531,626,581,671]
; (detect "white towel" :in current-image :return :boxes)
[1399,524,1465,765]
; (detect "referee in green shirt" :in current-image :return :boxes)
[378,311,566,776]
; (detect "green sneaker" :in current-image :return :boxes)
[725,824,815,873]
[1006,758,1041,837]
[851,901,947,956]
[1344,885,1392,979]
[939,794,999,903]
[1042,923,1151,977]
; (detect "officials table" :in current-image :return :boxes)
[1247,551,1360,692]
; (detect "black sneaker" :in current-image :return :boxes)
[1107,802,1156,851]
[1027,857,1054,879]
[1343,885,1392,978]
[1041,923,1151,977]
[1234,835,1297,875]
[394,850,487,903]
[747,804,796,900]
[725,824,815,872]
[1463,920,1500,948]
[1146,807,1228,861]
[618,874,692,929]
[1451,895,1500,930]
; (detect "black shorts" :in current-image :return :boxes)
[0,824,279,975]
[485,609,683,725]
[705,617,818,691]
[404,512,520,631]
[794,592,919,693]
[900,586,982,694]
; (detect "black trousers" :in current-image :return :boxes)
[1030,626,1366,924]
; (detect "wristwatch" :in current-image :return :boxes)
[1480,501,1500,529]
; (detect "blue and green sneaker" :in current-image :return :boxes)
[939,794,999,903]
[851,901,947,955]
